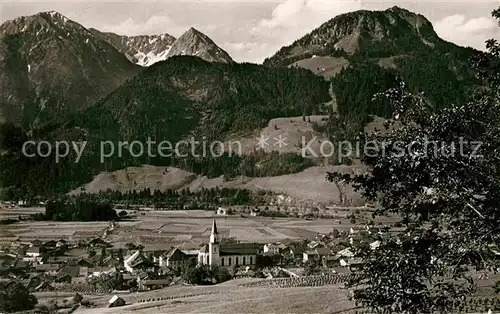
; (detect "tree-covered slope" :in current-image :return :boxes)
[66,56,330,142]
[264,6,482,141]
[0,56,330,196]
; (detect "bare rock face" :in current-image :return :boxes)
[166,27,234,64]
[0,11,140,128]
[90,29,176,66]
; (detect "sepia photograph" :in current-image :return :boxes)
[0,0,499,313]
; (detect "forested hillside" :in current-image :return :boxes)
[0,56,329,197]
[265,6,482,142]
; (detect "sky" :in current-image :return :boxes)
[1,0,499,63]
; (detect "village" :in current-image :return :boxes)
[0,202,389,311]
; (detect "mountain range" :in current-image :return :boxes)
[89,29,176,67]
[90,26,233,67]
[0,11,140,128]
[0,11,233,129]
[0,6,488,198]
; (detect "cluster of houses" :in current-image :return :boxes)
[262,225,381,272]
[0,220,382,295]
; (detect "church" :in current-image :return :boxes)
[197,220,259,267]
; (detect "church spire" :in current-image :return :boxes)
[211,219,218,235]
[210,219,219,244]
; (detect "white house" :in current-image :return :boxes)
[336,248,354,258]
[370,241,380,250]
[250,209,260,217]
[26,246,41,258]
[263,242,288,255]
[123,251,154,274]
[303,247,331,262]
[24,246,42,262]
[340,258,364,270]
[216,207,228,215]
[307,241,320,249]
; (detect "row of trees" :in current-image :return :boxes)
[89,186,268,208]
[36,196,117,221]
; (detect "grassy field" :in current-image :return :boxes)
[71,279,354,314]
[1,209,390,250]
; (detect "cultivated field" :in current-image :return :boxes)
[0,209,395,249]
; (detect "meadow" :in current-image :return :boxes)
[0,208,382,250]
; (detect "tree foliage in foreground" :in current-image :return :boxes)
[327,7,500,314]
[0,282,38,313]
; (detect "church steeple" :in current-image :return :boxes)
[210,219,219,244]
[208,219,220,266]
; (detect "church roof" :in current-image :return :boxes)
[220,243,260,255]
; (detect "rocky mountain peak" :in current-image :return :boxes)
[166,27,234,64]
[263,7,442,67]
[90,29,176,66]
[0,10,92,37]
[0,11,139,128]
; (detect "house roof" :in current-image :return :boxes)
[125,251,154,268]
[124,251,141,264]
[87,238,110,247]
[27,246,41,254]
[35,264,60,271]
[304,247,330,257]
[0,253,17,261]
[166,248,187,261]
[336,248,354,258]
[76,258,93,266]
[347,258,363,265]
[316,247,330,256]
[34,282,54,291]
[46,256,72,264]
[57,266,80,277]
[307,241,319,249]
[274,243,288,249]
[65,248,87,257]
[108,295,125,304]
[44,240,57,247]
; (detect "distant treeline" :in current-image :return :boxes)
[32,196,117,222]
[0,128,313,199]
[91,186,269,209]
[27,187,271,221]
